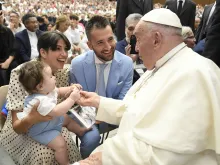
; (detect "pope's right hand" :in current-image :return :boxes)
[77,91,100,108]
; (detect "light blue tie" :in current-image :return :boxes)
[97,64,108,97]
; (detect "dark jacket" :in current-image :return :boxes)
[15,29,43,64]
[195,3,214,43]
[164,0,196,32]
[203,0,220,67]
[116,0,153,41]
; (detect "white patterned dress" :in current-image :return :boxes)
[0,64,81,165]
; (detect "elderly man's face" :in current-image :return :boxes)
[134,21,155,68]
[125,20,139,41]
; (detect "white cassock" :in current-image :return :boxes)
[95,43,220,165]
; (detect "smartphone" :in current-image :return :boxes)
[130,35,138,54]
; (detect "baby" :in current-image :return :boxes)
[17,61,87,165]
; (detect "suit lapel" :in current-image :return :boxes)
[204,4,214,24]
[106,52,121,98]
[132,0,143,12]
[83,51,96,92]
[24,30,31,50]
[180,0,189,15]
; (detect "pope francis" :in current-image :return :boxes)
[75,8,220,165]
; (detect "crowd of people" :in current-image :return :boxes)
[1,0,220,164]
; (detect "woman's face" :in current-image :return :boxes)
[41,39,68,73]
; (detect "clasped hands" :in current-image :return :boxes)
[66,84,100,108]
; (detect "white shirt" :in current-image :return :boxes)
[177,0,185,8]
[67,26,81,44]
[27,29,39,60]
[94,54,112,93]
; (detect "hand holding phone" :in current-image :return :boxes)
[130,35,138,54]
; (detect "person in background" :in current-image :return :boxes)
[182,26,196,49]
[15,13,43,64]
[8,11,25,35]
[0,9,18,86]
[116,13,143,84]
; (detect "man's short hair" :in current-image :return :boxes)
[69,14,79,21]
[42,14,48,19]
[85,15,111,40]
[125,13,142,27]
[22,13,36,25]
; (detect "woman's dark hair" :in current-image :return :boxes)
[37,31,71,59]
[85,15,111,40]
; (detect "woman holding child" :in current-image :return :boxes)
[0,31,84,164]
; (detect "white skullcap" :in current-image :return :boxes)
[141,8,182,28]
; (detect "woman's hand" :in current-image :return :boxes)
[28,101,53,124]
[12,102,53,134]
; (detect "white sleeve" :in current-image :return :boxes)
[102,132,194,165]
[96,97,126,125]
[37,96,56,116]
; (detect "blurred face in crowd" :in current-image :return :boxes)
[40,39,68,72]
[184,32,196,49]
[70,19,78,29]
[194,17,200,30]
[25,17,39,32]
[58,20,69,32]
[9,12,19,25]
[47,23,53,31]
[125,19,139,42]
[87,25,116,62]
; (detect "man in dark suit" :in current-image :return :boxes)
[116,0,153,41]
[15,14,43,64]
[195,3,215,43]
[203,0,220,67]
[164,0,196,32]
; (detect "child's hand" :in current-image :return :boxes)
[69,87,81,101]
[70,83,83,91]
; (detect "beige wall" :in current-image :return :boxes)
[155,0,215,6]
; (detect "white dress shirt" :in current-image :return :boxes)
[177,0,185,8]
[207,2,216,25]
[27,29,39,60]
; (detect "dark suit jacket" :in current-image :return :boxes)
[195,3,214,43]
[116,0,153,41]
[15,29,43,64]
[164,0,196,32]
[203,0,220,67]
